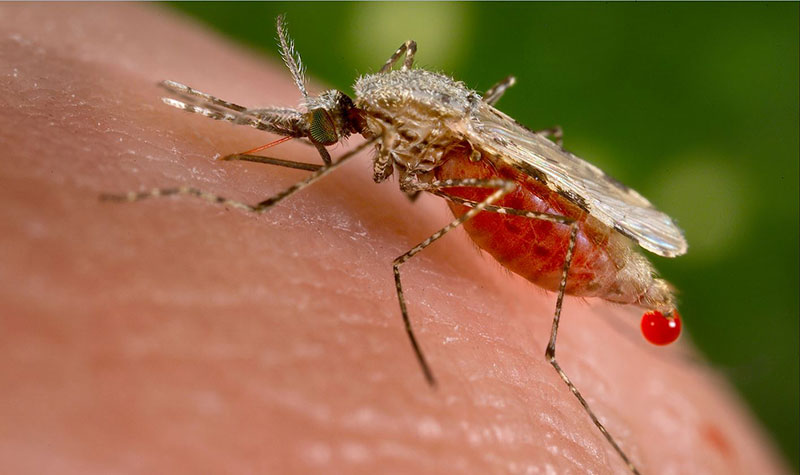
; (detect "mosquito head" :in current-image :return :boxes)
[302,90,365,145]
[276,16,366,146]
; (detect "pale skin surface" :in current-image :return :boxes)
[0,4,789,474]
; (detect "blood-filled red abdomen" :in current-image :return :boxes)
[434,149,627,300]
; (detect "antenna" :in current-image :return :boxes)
[276,15,308,99]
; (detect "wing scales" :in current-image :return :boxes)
[459,104,687,257]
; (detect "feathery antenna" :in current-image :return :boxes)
[276,15,308,99]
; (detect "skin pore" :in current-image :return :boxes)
[0,4,789,473]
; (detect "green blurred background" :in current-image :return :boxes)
[170,2,799,468]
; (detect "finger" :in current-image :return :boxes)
[0,3,789,474]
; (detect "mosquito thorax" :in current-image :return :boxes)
[353,69,482,181]
[354,69,481,118]
[303,89,362,145]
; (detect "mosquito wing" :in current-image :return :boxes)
[459,104,688,258]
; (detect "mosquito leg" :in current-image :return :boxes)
[379,40,418,73]
[428,192,573,225]
[479,78,564,147]
[392,177,517,386]
[483,75,516,106]
[314,143,332,165]
[535,126,564,147]
[423,189,639,472]
[101,139,374,213]
[543,224,641,474]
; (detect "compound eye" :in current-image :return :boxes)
[309,109,338,145]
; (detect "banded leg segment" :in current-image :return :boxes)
[545,221,640,474]
[429,191,573,224]
[483,75,516,106]
[101,139,374,213]
[410,184,641,473]
[379,40,417,73]
[393,177,517,386]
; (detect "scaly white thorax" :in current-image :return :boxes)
[353,70,481,182]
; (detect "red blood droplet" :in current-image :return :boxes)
[641,310,681,345]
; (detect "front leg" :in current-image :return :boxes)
[101,140,374,213]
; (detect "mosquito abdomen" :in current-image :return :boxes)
[435,149,674,311]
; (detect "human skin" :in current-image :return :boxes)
[0,4,788,474]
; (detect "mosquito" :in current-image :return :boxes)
[102,15,687,473]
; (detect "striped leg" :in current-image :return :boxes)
[545,223,640,474]
[483,75,516,106]
[428,191,573,224]
[392,177,520,385]
[379,40,417,73]
[100,139,373,213]
[413,188,640,473]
